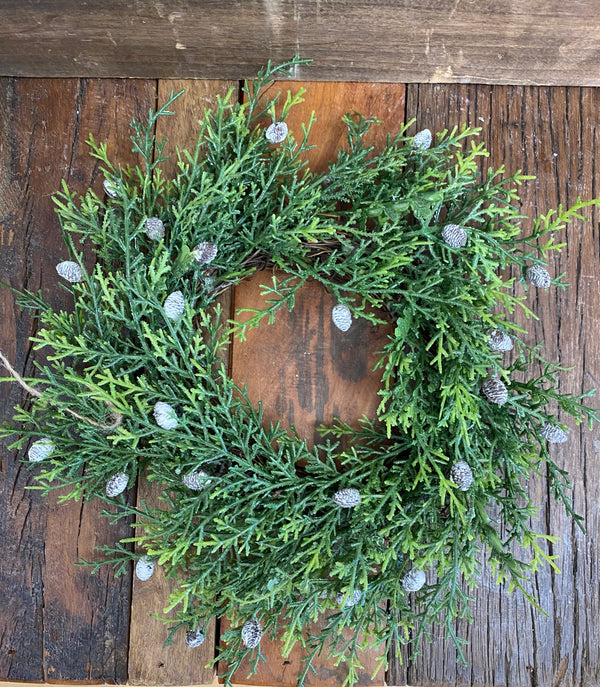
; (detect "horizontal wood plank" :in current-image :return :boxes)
[1,1,600,85]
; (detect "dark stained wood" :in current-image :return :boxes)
[387,85,600,687]
[1,1,600,86]
[0,78,156,681]
[128,79,236,687]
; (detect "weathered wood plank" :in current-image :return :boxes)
[0,77,156,681]
[223,81,404,686]
[386,84,600,687]
[127,79,236,687]
[1,1,600,85]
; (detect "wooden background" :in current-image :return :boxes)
[1,76,599,687]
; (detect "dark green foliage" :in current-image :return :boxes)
[2,56,599,685]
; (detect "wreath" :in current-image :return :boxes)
[2,57,599,685]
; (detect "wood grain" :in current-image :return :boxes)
[1,1,600,85]
[387,84,600,687]
[0,78,156,681]
[128,80,236,687]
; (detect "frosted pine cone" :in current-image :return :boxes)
[135,556,155,581]
[526,264,551,288]
[103,178,119,198]
[28,438,55,462]
[182,469,212,491]
[450,461,474,491]
[145,217,165,240]
[481,377,509,405]
[441,224,467,248]
[163,291,185,319]
[332,304,352,332]
[105,471,129,497]
[153,401,178,429]
[540,422,568,443]
[401,569,426,592]
[487,329,513,352]
[413,128,432,150]
[265,121,288,143]
[56,260,83,283]
[332,488,361,508]
[241,618,263,648]
[336,589,362,607]
[185,628,205,648]
[192,241,218,264]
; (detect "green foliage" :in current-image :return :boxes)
[2,56,599,685]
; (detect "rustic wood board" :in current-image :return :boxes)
[388,84,600,687]
[2,1,600,85]
[0,78,156,681]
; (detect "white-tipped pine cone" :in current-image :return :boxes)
[145,217,165,240]
[135,556,155,581]
[153,401,179,429]
[192,241,218,264]
[487,329,513,352]
[185,628,205,648]
[401,569,426,592]
[105,471,129,497]
[540,422,568,443]
[442,224,467,248]
[336,589,362,607]
[103,178,119,198]
[163,290,185,320]
[182,469,212,491]
[332,304,352,332]
[241,618,263,648]
[413,128,432,150]
[332,488,361,508]
[28,438,55,462]
[450,461,474,491]
[526,264,551,288]
[56,260,83,283]
[265,121,288,143]
[481,377,509,405]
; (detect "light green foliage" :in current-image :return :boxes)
[1,56,599,685]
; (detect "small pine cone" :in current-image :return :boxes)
[332,304,352,332]
[336,589,362,608]
[153,401,179,429]
[401,569,426,592]
[481,377,509,406]
[163,291,185,320]
[145,217,165,240]
[56,260,83,283]
[241,618,263,649]
[487,329,513,352]
[182,469,212,491]
[450,461,474,491]
[526,264,551,288]
[540,422,568,444]
[265,121,288,144]
[185,628,205,648]
[28,438,55,462]
[103,178,119,198]
[332,488,361,508]
[105,471,129,497]
[441,224,468,248]
[192,241,218,264]
[135,556,155,581]
[412,128,432,150]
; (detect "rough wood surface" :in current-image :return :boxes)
[387,84,600,687]
[1,1,600,85]
[128,80,235,687]
[0,77,156,681]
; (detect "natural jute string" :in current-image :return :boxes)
[0,349,122,430]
